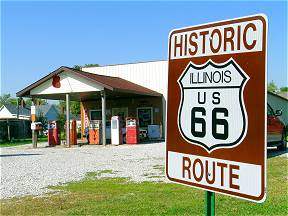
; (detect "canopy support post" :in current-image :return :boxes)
[101,90,106,146]
[66,93,70,147]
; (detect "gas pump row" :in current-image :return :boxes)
[47,120,78,146]
[45,116,139,146]
[89,116,139,145]
[30,104,78,147]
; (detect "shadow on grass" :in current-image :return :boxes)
[267,147,287,158]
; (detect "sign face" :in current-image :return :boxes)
[166,15,267,203]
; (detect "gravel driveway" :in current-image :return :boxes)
[0,142,166,199]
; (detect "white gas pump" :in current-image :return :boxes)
[111,116,123,145]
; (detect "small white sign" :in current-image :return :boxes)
[31,105,36,115]
[31,122,42,130]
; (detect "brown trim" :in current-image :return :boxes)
[113,88,162,97]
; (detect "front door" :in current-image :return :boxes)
[137,107,153,128]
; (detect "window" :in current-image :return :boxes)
[137,107,153,128]
[90,109,111,120]
[90,110,102,120]
[112,107,128,121]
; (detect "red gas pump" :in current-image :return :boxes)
[48,120,60,146]
[126,117,139,144]
[70,119,77,145]
[89,120,102,145]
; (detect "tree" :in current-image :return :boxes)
[280,86,288,92]
[0,94,11,106]
[73,64,99,71]
[0,95,48,107]
[26,98,48,106]
[0,94,18,106]
[267,81,278,93]
[84,64,99,67]
[57,100,80,116]
[35,98,48,106]
[57,112,66,137]
[70,101,80,115]
[56,101,80,139]
[37,112,48,130]
[73,65,81,70]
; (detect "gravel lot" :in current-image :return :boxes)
[1,142,286,200]
[0,142,166,199]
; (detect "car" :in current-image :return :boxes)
[267,104,287,150]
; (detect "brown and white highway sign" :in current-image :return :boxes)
[166,14,267,202]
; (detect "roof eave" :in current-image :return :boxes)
[113,88,162,97]
[16,66,114,97]
[16,66,67,97]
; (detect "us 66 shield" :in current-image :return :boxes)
[178,58,249,152]
[166,14,267,203]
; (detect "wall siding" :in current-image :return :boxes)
[82,61,168,98]
[82,61,168,136]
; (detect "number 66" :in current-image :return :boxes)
[191,107,228,140]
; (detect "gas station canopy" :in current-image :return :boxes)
[16,66,162,101]
[16,66,162,147]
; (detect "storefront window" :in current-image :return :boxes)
[137,107,153,128]
[90,109,111,120]
[90,110,102,120]
[112,107,128,122]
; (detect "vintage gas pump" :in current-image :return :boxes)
[126,117,139,144]
[89,120,102,145]
[111,116,123,145]
[70,119,77,145]
[48,120,60,146]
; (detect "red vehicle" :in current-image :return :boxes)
[267,104,287,150]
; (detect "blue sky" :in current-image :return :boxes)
[1,1,287,96]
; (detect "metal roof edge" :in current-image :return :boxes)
[81,59,167,69]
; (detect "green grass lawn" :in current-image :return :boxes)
[1,157,287,215]
[0,136,48,147]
